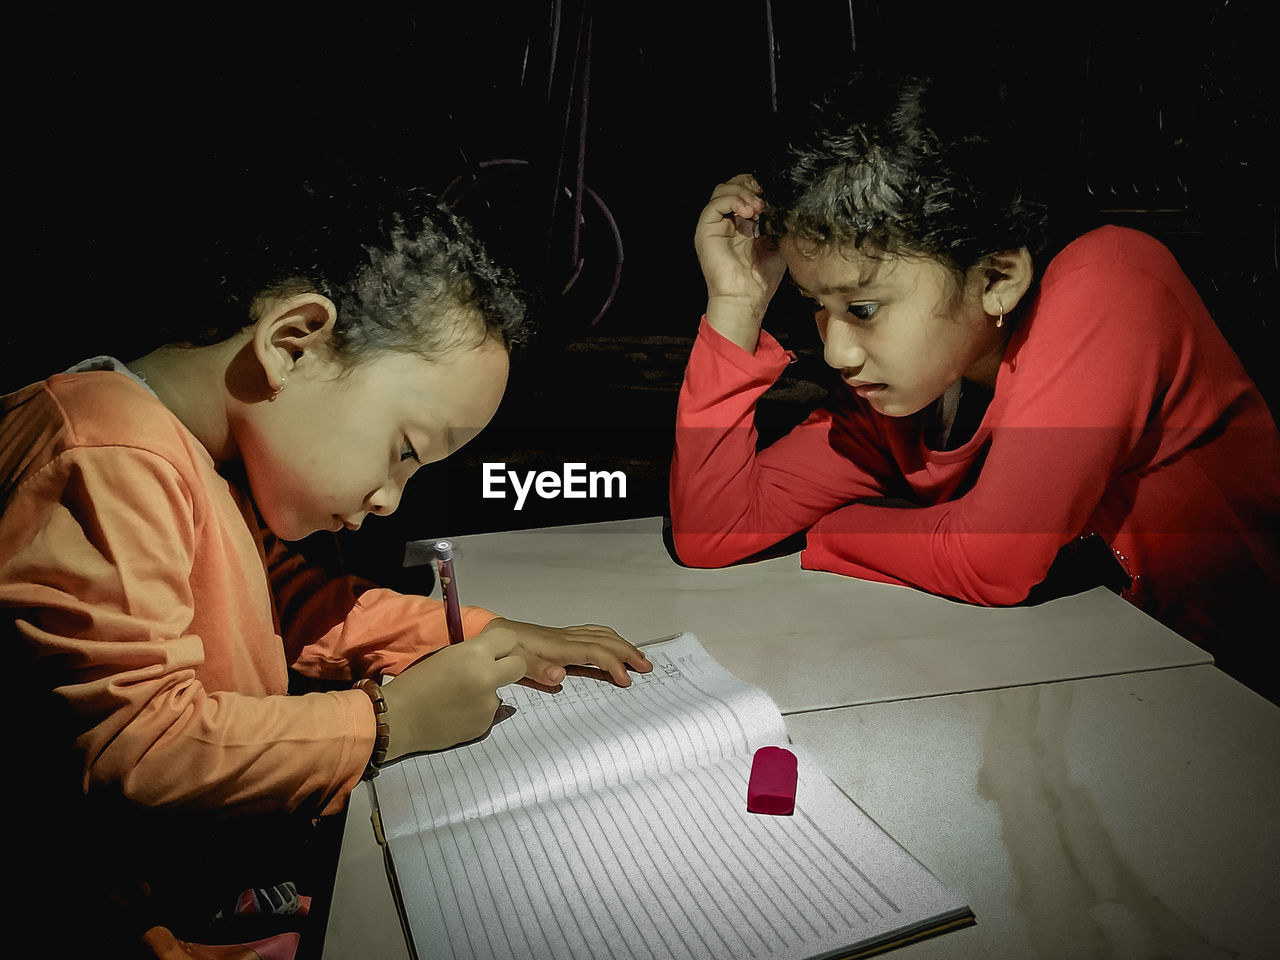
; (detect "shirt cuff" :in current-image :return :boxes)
[696,316,795,374]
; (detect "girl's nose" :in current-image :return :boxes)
[823,320,867,372]
[365,479,405,517]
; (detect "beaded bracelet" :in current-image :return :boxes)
[354,678,390,779]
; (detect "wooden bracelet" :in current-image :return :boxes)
[354,678,390,778]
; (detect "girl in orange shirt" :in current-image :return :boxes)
[1,184,650,956]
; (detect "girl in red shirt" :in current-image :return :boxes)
[672,65,1279,669]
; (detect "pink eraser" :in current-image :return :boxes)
[747,745,798,815]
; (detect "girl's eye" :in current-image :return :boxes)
[847,302,879,322]
[400,439,420,464]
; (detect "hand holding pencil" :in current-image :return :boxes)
[379,632,529,759]
[434,538,651,689]
[374,539,654,764]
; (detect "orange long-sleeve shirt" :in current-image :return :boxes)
[1,368,496,817]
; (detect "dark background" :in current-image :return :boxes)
[6,2,1276,585]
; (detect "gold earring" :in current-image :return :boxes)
[269,375,287,402]
[995,303,1005,329]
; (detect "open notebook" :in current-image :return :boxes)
[370,633,973,960]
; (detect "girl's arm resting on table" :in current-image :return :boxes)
[670,317,896,566]
[802,256,1194,605]
[803,440,1095,604]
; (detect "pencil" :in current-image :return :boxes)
[434,539,466,645]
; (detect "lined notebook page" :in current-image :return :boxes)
[374,633,972,960]
[377,633,787,836]
[382,750,969,960]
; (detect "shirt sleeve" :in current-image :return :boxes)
[804,254,1191,605]
[1,444,373,817]
[262,530,499,682]
[669,317,900,566]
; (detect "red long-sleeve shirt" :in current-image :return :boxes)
[671,226,1280,648]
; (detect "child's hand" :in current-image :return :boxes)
[694,174,788,352]
[379,633,527,760]
[476,617,652,691]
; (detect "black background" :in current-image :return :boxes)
[6,2,1276,584]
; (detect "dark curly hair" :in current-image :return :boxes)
[760,64,1055,275]
[177,178,527,365]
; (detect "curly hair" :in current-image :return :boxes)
[181,180,527,365]
[760,64,1055,275]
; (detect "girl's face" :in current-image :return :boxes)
[781,237,1008,417]
[235,336,509,541]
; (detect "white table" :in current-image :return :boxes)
[418,518,1210,712]
[788,665,1280,959]
[323,518,1265,960]
[323,781,407,960]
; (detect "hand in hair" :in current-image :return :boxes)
[694,174,788,352]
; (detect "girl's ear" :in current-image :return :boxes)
[979,247,1034,318]
[250,294,339,392]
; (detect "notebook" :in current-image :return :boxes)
[370,632,974,959]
